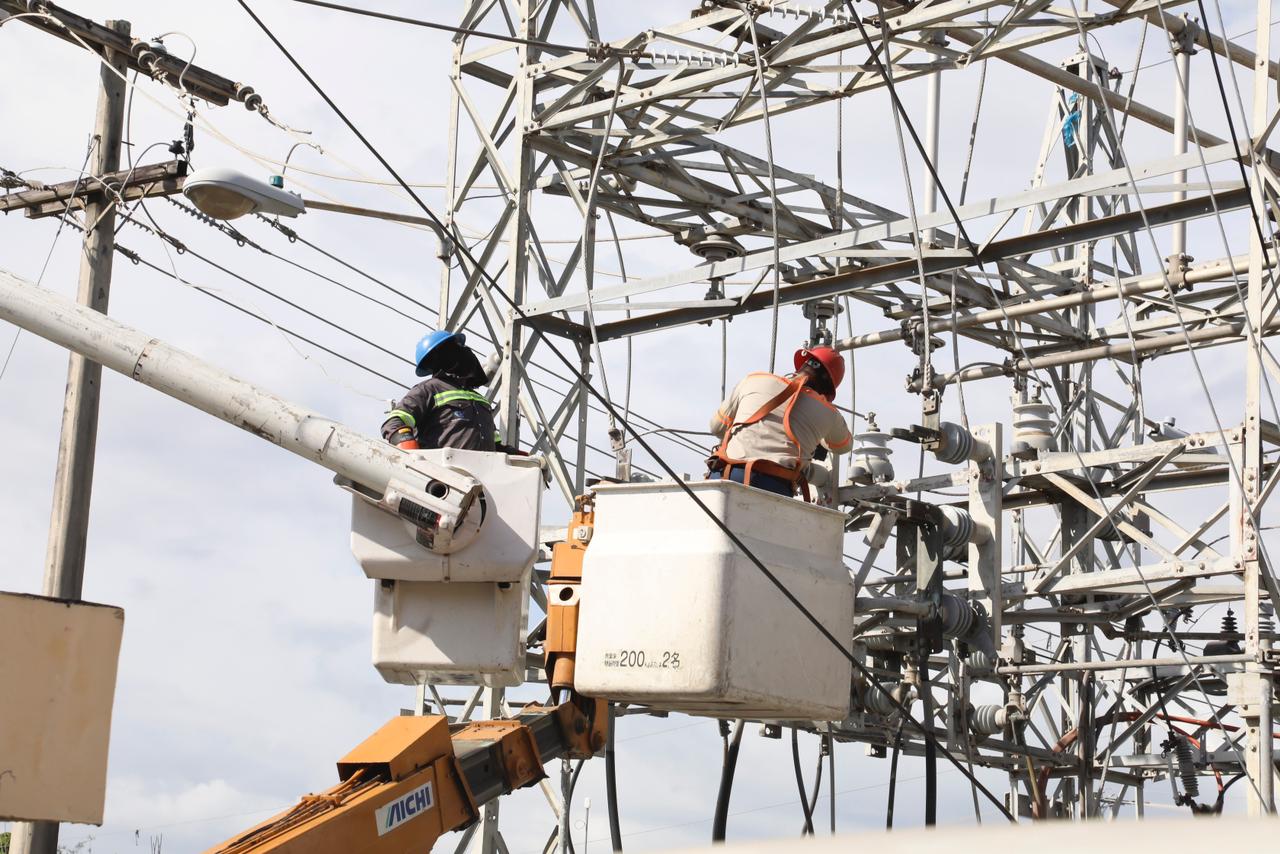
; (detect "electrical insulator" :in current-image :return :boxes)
[1204,609,1244,659]
[1012,401,1056,455]
[863,681,910,717]
[802,299,841,347]
[938,594,997,658]
[1173,735,1200,800]
[939,593,977,639]
[966,649,995,677]
[1222,609,1239,635]
[937,505,974,561]
[850,419,894,483]
[969,704,1007,736]
[931,421,975,464]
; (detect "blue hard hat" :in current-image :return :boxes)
[414,330,465,376]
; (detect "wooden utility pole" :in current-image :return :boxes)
[10,18,130,854]
[43,18,129,594]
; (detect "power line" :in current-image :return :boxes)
[839,0,977,254]
[1119,18,1280,76]
[117,238,407,387]
[252,212,442,319]
[199,208,710,458]
[66,211,664,477]
[0,138,97,385]
[1193,0,1279,270]
[127,214,412,369]
[162,198,431,327]
[0,329,20,382]
[285,0,590,53]
[234,0,1016,821]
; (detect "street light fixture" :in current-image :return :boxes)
[181,165,453,259]
[182,167,305,220]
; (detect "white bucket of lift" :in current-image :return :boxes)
[351,448,544,687]
[371,573,530,687]
[575,479,854,721]
[351,448,543,582]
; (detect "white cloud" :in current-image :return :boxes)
[57,776,287,853]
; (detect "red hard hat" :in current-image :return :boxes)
[794,346,845,400]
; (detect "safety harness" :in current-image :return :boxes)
[708,376,812,500]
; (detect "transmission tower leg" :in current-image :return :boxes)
[1240,0,1276,816]
[495,0,536,451]
[574,346,590,495]
[12,18,130,854]
[1233,672,1276,815]
[438,35,462,321]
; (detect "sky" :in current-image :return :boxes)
[0,1,1275,852]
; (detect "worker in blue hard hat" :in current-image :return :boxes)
[381,330,516,453]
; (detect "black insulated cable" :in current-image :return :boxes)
[712,720,745,843]
[805,735,825,834]
[791,727,816,836]
[605,704,623,852]
[885,718,904,829]
[920,656,937,826]
[234,0,1016,820]
[1194,0,1279,261]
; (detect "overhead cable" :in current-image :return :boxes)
[839,0,977,253]
[285,0,589,53]
[187,204,708,459]
[119,238,406,387]
[0,138,96,384]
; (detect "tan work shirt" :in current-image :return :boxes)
[710,372,852,470]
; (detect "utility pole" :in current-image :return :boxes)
[10,18,130,854]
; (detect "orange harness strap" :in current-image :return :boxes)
[712,378,811,498]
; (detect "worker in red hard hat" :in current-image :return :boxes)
[707,346,852,498]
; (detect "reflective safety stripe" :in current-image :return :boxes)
[432,389,491,406]
[385,408,416,427]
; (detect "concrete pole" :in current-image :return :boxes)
[13,21,129,854]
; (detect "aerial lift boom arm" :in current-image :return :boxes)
[208,701,605,854]
[0,267,481,551]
